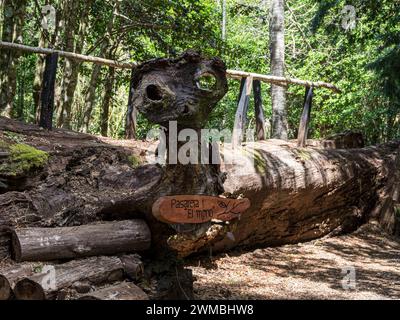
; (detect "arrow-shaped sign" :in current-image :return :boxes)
[152,195,250,224]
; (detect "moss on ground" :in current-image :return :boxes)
[128,154,142,168]
[0,141,49,176]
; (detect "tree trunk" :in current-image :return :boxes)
[56,0,81,129]
[79,281,148,300]
[83,63,101,132]
[0,0,26,117]
[100,65,115,136]
[84,2,117,134]
[270,0,287,140]
[33,34,47,122]
[12,220,151,262]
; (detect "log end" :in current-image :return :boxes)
[14,278,45,300]
[0,275,12,300]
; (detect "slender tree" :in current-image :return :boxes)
[0,0,27,116]
[269,0,287,140]
[57,1,90,129]
[100,65,115,136]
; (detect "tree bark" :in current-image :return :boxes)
[12,220,151,262]
[79,281,148,300]
[270,0,288,140]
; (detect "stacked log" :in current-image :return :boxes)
[12,220,151,262]
[1,219,153,300]
[0,255,147,300]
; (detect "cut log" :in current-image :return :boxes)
[14,278,45,300]
[0,275,12,300]
[79,282,148,300]
[119,254,144,281]
[12,220,151,262]
[10,256,126,299]
[0,255,146,299]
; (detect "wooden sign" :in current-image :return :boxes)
[152,195,250,224]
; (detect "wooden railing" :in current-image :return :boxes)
[0,41,339,145]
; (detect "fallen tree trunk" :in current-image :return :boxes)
[168,139,400,256]
[79,281,148,300]
[12,220,151,262]
[0,48,398,262]
[0,117,399,259]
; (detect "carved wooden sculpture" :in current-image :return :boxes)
[130,51,244,231]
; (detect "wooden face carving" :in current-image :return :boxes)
[131,51,228,128]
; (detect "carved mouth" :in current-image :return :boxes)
[182,105,189,114]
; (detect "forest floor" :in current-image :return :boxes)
[187,223,400,300]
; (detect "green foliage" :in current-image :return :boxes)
[4,0,400,145]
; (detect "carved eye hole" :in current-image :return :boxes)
[146,84,163,101]
[196,73,217,91]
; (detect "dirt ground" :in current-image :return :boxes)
[187,223,400,300]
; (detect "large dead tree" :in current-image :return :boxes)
[0,52,399,263]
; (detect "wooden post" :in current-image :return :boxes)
[39,53,58,130]
[232,76,253,147]
[297,86,313,147]
[253,79,266,140]
[125,68,137,139]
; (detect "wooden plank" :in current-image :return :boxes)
[39,53,58,130]
[297,86,314,147]
[152,195,251,224]
[12,220,151,262]
[253,79,266,140]
[232,76,253,147]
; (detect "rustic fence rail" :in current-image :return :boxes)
[0,41,341,143]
